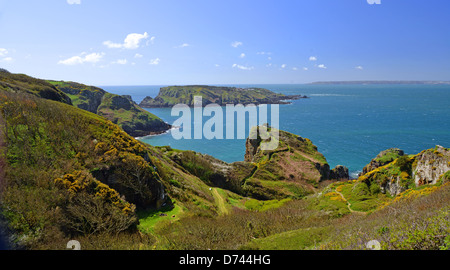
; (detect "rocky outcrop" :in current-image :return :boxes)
[358,146,450,197]
[361,148,404,175]
[241,126,349,199]
[330,165,350,180]
[49,81,105,113]
[413,146,450,186]
[166,126,349,200]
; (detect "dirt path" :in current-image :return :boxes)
[334,189,367,215]
[212,188,229,216]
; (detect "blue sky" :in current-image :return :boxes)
[0,0,449,85]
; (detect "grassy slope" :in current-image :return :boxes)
[239,151,450,250]
[1,71,71,105]
[0,88,234,249]
[243,128,330,200]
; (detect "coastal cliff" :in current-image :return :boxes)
[165,126,349,200]
[48,80,171,137]
[139,85,306,108]
[357,146,450,197]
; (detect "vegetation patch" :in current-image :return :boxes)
[241,226,331,250]
[244,198,291,212]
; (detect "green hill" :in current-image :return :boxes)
[0,69,71,105]
[0,82,220,249]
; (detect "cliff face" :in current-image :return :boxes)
[49,81,171,137]
[359,146,450,196]
[139,85,305,108]
[49,81,105,113]
[413,146,450,186]
[96,93,171,137]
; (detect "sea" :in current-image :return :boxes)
[102,84,450,178]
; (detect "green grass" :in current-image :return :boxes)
[241,226,331,250]
[375,151,402,164]
[244,198,291,212]
[137,203,184,234]
[338,182,387,212]
[312,192,351,218]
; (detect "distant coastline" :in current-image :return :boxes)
[310,81,450,85]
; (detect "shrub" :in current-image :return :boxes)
[396,156,412,172]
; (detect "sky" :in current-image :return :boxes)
[0,0,449,85]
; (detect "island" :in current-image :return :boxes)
[139,85,307,108]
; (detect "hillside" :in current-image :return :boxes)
[139,85,306,108]
[0,83,232,249]
[48,80,171,137]
[0,70,449,250]
[0,69,71,104]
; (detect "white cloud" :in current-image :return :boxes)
[268,56,272,60]
[303,67,309,71]
[317,64,327,69]
[239,53,246,58]
[113,59,127,65]
[257,52,272,55]
[309,56,317,61]
[292,67,298,71]
[103,32,151,50]
[214,64,220,67]
[58,52,104,65]
[146,36,156,46]
[175,43,190,48]
[231,41,243,48]
[0,48,8,57]
[0,48,12,62]
[0,57,13,62]
[355,66,364,70]
[232,64,254,70]
[281,64,287,69]
[67,0,81,4]
[149,58,160,65]
[134,53,143,58]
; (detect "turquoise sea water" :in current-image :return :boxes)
[103,84,450,177]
